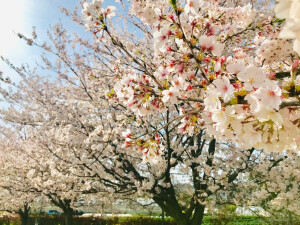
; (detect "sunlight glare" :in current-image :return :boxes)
[0,0,28,56]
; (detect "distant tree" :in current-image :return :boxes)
[0,130,40,225]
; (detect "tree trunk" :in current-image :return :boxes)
[288,211,294,225]
[190,204,205,225]
[155,197,205,225]
[18,204,30,225]
[20,214,29,225]
[48,196,74,225]
[151,136,212,225]
[63,206,74,225]
[172,205,205,225]
[166,207,205,225]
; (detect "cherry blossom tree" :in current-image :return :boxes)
[0,129,41,225]
[0,24,117,225]
[1,0,300,225]
[0,44,286,225]
[0,86,100,225]
[235,151,300,224]
[0,82,100,225]
[79,0,300,154]
[77,0,300,224]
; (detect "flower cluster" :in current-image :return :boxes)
[79,0,300,156]
[82,0,116,31]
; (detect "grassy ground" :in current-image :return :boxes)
[0,215,272,225]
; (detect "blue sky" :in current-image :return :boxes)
[0,0,84,79]
[0,0,120,81]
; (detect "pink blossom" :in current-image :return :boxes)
[211,76,235,102]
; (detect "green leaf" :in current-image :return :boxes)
[169,0,177,10]
[274,18,285,24]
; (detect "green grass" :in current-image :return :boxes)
[0,215,271,225]
[107,215,268,224]
[203,216,267,224]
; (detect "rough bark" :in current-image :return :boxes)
[59,199,74,225]
[18,204,30,225]
[190,204,205,225]
[152,138,216,225]
[63,206,74,225]
[155,197,206,225]
[47,196,74,225]
[153,185,207,225]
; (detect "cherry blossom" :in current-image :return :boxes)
[275,0,300,54]
[237,66,266,91]
[255,79,282,110]
[162,87,179,105]
[198,35,225,57]
[208,76,235,102]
